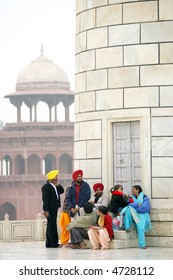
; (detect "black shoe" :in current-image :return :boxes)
[46,243,60,248]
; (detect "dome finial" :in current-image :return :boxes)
[41,43,43,55]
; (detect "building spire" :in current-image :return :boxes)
[41,43,43,55]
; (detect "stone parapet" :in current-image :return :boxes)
[0,213,54,242]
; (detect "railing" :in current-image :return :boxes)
[0,213,60,242]
[1,209,173,247]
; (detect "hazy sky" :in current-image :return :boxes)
[0,0,76,124]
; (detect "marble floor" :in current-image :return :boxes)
[0,241,173,260]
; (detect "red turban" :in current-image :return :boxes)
[72,169,83,181]
[93,183,104,192]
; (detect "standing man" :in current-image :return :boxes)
[41,169,64,248]
[68,169,91,219]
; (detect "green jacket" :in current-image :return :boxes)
[67,212,97,231]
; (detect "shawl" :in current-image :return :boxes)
[120,192,152,232]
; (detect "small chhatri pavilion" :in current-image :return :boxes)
[0,48,74,220]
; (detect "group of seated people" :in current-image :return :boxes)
[60,179,152,250]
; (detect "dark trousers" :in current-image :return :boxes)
[46,209,59,248]
[70,227,89,244]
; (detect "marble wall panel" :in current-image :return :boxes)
[160,43,173,63]
[96,4,122,27]
[11,222,35,240]
[152,157,173,177]
[79,120,102,140]
[151,108,173,117]
[124,44,158,65]
[109,66,139,88]
[141,21,173,43]
[78,50,95,72]
[79,159,102,178]
[87,0,107,9]
[74,141,87,159]
[74,123,80,141]
[79,91,95,112]
[79,9,95,32]
[124,87,158,108]
[87,27,107,50]
[152,117,173,136]
[76,0,87,14]
[141,65,173,86]
[152,178,173,198]
[87,140,101,158]
[152,137,173,156]
[76,32,87,54]
[159,0,173,20]
[87,69,107,91]
[109,24,140,46]
[96,89,123,110]
[76,72,87,93]
[96,47,123,69]
[160,86,173,106]
[123,1,158,23]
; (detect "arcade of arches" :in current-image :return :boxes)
[0,153,73,176]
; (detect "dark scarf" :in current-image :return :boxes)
[94,193,102,203]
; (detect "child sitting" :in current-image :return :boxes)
[108,184,133,219]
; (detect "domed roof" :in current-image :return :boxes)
[16,52,69,84]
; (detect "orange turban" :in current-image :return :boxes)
[93,183,104,192]
[47,170,59,180]
[72,169,83,181]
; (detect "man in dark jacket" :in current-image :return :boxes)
[42,169,64,248]
[68,169,91,219]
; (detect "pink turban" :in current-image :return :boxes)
[93,183,104,192]
[72,170,83,181]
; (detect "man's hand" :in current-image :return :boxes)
[43,211,49,218]
[71,208,78,214]
[89,200,94,205]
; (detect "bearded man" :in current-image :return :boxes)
[67,169,91,219]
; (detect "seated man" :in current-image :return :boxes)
[67,202,97,249]
[89,183,110,209]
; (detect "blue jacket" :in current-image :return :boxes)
[67,180,91,217]
[128,195,151,214]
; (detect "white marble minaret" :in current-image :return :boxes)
[75,0,173,246]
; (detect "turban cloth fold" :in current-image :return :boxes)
[93,183,104,192]
[72,169,83,181]
[47,170,59,180]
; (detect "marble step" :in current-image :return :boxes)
[84,228,138,249]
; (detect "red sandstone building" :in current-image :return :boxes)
[0,51,74,220]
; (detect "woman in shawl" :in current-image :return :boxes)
[120,185,152,249]
[88,206,114,250]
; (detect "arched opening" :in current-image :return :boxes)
[59,153,73,174]
[37,101,49,122]
[0,202,16,220]
[28,154,41,174]
[15,154,25,175]
[43,154,56,174]
[2,155,12,175]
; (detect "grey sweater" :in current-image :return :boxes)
[67,212,97,231]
